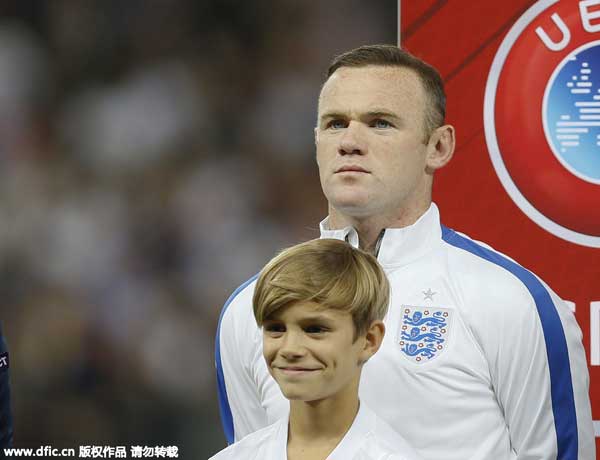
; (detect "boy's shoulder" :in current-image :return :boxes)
[208,418,285,460]
[367,408,423,460]
[330,404,422,460]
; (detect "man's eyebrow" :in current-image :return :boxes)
[364,110,400,119]
[319,111,347,121]
[319,110,401,120]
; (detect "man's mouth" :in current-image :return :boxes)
[335,165,369,174]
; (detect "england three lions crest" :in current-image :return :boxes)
[398,306,453,364]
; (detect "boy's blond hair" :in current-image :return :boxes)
[253,239,390,338]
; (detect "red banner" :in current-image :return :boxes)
[401,0,599,454]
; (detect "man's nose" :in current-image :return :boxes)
[339,121,366,156]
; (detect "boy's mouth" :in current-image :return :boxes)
[274,366,321,375]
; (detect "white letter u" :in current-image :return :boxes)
[535,13,571,51]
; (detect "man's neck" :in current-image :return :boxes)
[327,202,431,254]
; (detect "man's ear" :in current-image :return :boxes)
[425,124,455,173]
[315,127,320,166]
[359,320,385,365]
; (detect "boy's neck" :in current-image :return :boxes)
[287,382,359,459]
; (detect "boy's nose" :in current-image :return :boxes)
[279,331,306,360]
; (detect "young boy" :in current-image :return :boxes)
[210,239,421,460]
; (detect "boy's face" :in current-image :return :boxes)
[262,301,369,402]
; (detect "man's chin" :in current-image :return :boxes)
[330,200,376,218]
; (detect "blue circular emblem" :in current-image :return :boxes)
[543,40,600,185]
[486,1,600,246]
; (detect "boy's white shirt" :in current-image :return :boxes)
[208,402,422,460]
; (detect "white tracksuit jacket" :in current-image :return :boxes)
[208,402,422,460]
[215,204,595,460]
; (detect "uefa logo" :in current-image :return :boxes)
[484,0,600,247]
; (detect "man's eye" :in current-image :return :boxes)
[327,119,347,129]
[373,119,392,129]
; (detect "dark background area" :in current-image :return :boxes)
[0,1,396,458]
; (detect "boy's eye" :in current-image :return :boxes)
[304,325,328,334]
[264,323,285,334]
[372,119,392,129]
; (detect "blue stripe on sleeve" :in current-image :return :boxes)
[215,274,259,445]
[441,226,578,460]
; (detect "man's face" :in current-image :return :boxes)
[316,66,432,220]
[262,301,366,402]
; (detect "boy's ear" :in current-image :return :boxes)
[359,320,385,364]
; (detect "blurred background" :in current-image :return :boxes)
[0,1,396,457]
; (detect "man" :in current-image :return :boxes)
[215,45,595,459]
[0,325,13,451]
[211,239,421,460]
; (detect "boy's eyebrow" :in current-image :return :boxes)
[297,313,338,323]
[264,313,337,322]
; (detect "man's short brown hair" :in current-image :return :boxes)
[253,239,390,338]
[325,44,446,137]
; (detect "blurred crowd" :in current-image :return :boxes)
[0,1,396,457]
